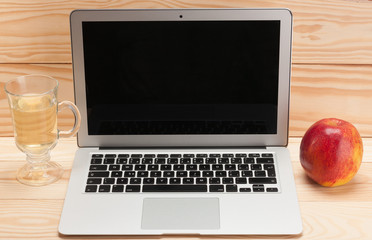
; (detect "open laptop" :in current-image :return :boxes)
[59,8,302,235]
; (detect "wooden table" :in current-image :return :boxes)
[0,137,371,239]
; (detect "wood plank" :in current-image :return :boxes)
[1,63,372,137]
[1,200,372,239]
[0,0,372,64]
[290,64,372,137]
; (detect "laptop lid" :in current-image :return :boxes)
[70,8,292,148]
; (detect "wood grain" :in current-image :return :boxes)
[2,63,372,137]
[1,200,372,239]
[0,0,372,64]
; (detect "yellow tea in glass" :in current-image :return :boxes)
[5,75,81,186]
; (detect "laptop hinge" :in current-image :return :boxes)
[99,146,267,150]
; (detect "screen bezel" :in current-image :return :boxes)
[70,8,292,147]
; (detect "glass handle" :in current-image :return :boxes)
[58,101,81,138]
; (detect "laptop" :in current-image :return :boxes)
[59,8,302,235]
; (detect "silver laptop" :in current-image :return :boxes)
[59,8,302,235]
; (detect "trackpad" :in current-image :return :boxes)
[141,198,220,230]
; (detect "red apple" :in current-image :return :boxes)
[300,118,363,187]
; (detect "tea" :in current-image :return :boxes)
[11,94,57,155]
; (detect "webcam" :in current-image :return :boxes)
[179,15,183,18]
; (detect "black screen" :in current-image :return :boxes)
[82,21,280,135]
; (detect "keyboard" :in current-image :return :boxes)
[85,153,279,193]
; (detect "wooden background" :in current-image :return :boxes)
[1,0,372,137]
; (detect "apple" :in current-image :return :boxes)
[300,118,363,187]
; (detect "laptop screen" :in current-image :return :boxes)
[82,20,280,135]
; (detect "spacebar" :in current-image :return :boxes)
[142,185,207,192]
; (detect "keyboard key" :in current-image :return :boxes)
[142,158,153,164]
[254,171,266,177]
[122,165,133,171]
[209,154,221,158]
[103,158,115,164]
[170,154,181,158]
[244,157,255,163]
[249,153,260,157]
[212,164,223,170]
[85,185,98,192]
[266,187,278,192]
[118,154,129,158]
[156,178,168,184]
[137,171,149,177]
[262,153,273,157]
[109,165,120,170]
[130,178,141,184]
[256,158,274,163]
[117,178,128,184]
[91,158,102,164]
[238,164,249,170]
[173,165,185,171]
[253,185,265,192]
[206,158,217,164]
[231,158,242,164]
[249,178,277,184]
[112,185,124,192]
[222,178,234,184]
[264,164,275,170]
[196,154,207,158]
[193,158,204,164]
[210,178,221,184]
[239,188,251,192]
[99,185,111,192]
[189,171,201,177]
[215,171,227,177]
[135,165,146,171]
[148,165,159,171]
[236,153,247,157]
[88,171,109,178]
[131,154,142,158]
[150,171,162,177]
[87,178,101,184]
[163,171,175,177]
[111,171,122,178]
[144,154,155,158]
[183,178,194,184]
[90,165,107,171]
[225,164,236,170]
[267,169,276,177]
[155,158,166,164]
[226,184,238,192]
[183,154,195,158]
[157,154,168,158]
[170,178,181,184]
[228,171,240,177]
[160,165,172,171]
[210,185,224,192]
[186,165,197,170]
[176,171,187,177]
[143,178,155,184]
[126,185,141,192]
[202,171,214,177]
[180,158,191,164]
[129,158,141,164]
[168,158,179,164]
[196,178,207,184]
[142,185,207,192]
[199,165,210,170]
[92,154,103,158]
[104,178,115,184]
[242,171,253,177]
[105,154,116,158]
[236,178,247,184]
[223,154,234,158]
[124,171,135,177]
[251,164,262,170]
[219,158,230,164]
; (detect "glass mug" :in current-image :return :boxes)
[4,75,81,186]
